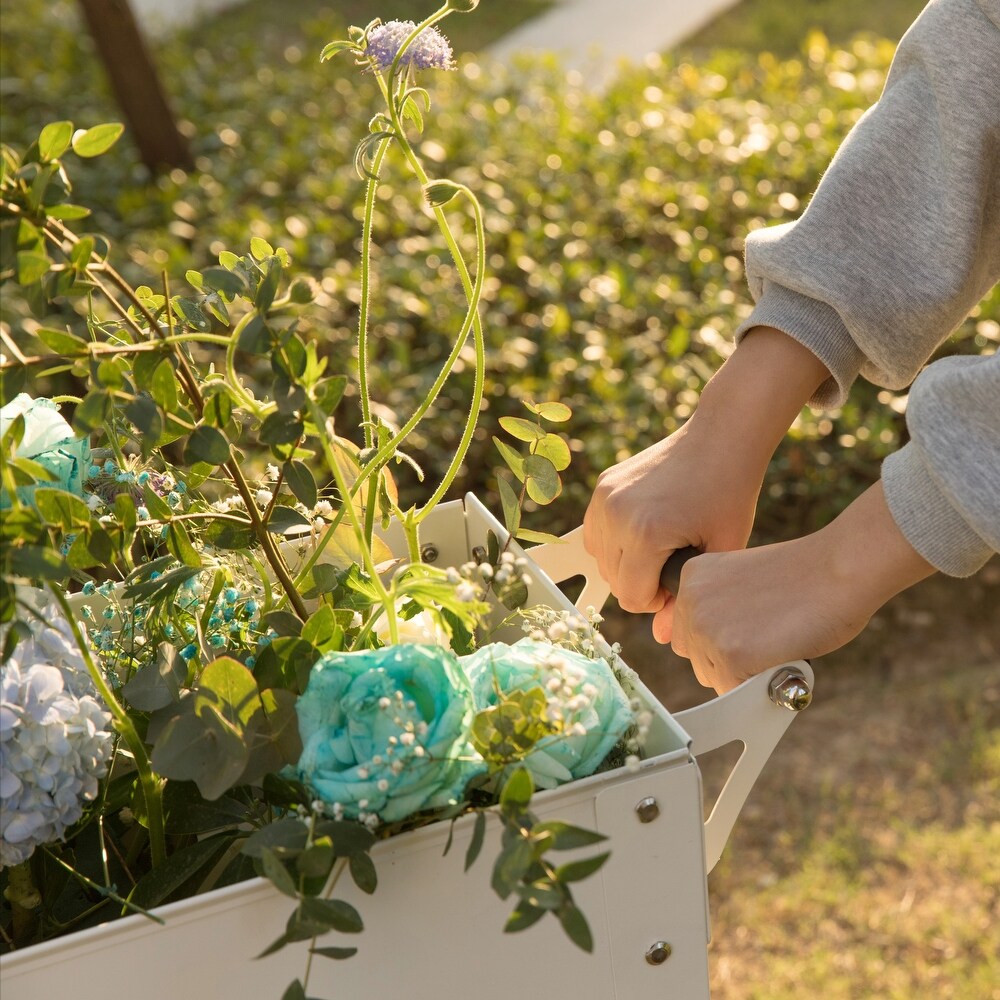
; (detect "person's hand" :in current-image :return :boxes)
[583,418,762,618]
[583,326,831,625]
[669,482,936,693]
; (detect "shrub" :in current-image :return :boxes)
[2,0,996,539]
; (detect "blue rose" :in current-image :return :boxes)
[0,394,90,508]
[292,644,485,824]
[462,639,634,789]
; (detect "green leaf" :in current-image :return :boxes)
[242,817,308,859]
[283,460,317,508]
[348,851,377,894]
[532,432,571,472]
[150,704,248,800]
[491,837,535,900]
[33,488,91,529]
[465,811,487,872]
[499,416,544,442]
[123,642,187,711]
[556,852,611,883]
[166,522,202,568]
[125,394,163,449]
[313,819,376,858]
[524,454,561,505]
[496,475,521,537]
[45,204,91,221]
[291,897,363,936]
[558,903,594,953]
[183,425,230,467]
[149,358,178,412]
[500,767,533,809]
[204,387,233,429]
[320,39,357,60]
[202,517,254,550]
[16,251,50,285]
[265,505,312,534]
[130,836,231,909]
[71,122,124,158]
[38,121,74,162]
[202,265,247,298]
[280,980,305,1000]
[493,437,525,482]
[198,655,260,728]
[255,259,282,311]
[261,847,299,899]
[527,401,572,422]
[531,822,607,851]
[504,901,546,933]
[250,237,274,260]
[9,545,66,580]
[515,528,562,545]
[36,327,87,355]
[260,411,303,446]
[297,843,335,880]
[310,946,359,961]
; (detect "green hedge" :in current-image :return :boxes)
[2,0,996,539]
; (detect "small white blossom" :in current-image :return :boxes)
[265,464,280,481]
[254,489,273,508]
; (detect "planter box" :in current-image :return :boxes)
[0,495,811,999]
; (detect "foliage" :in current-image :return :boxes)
[0,8,644,989]
[2,1,995,546]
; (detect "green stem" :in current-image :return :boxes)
[306,402,399,643]
[47,588,168,868]
[358,138,392,449]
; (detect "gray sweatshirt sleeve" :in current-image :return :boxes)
[734,0,1000,576]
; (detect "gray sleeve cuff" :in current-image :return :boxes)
[882,442,993,577]
[734,282,867,409]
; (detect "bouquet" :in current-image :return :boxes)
[0,7,651,995]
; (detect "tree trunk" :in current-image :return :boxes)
[76,0,193,172]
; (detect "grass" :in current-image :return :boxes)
[683,0,929,56]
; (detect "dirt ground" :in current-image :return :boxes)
[601,561,1000,999]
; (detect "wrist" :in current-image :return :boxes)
[818,481,936,610]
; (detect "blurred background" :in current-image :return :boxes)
[2,1,997,996]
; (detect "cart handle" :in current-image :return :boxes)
[528,528,813,874]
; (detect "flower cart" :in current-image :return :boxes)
[0,494,812,1000]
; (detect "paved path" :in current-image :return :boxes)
[487,0,742,85]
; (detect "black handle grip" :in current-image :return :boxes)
[658,545,701,596]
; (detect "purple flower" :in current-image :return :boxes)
[366,20,454,72]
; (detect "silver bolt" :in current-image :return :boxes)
[645,941,672,966]
[634,796,659,823]
[768,668,812,712]
[420,543,439,564]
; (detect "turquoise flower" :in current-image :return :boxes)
[292,645,484,824]
[462,639,634,790]
[0,394,90,508]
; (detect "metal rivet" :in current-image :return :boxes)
[471,545,487,564]
[768,668,812,712]
[645,941,672,965]
[420,543,439,563]
[634,796,659,823]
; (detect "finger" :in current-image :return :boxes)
[650,593,675,644]
[616,547,666,613]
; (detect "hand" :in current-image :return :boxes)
[669,482,936,693]
[583,327,831,618]
[583,419,761,616]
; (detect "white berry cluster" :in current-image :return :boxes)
[0,619,114,868]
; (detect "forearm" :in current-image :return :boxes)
[694,325,829,472]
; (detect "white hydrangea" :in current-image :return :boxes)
[0,621,114,868]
